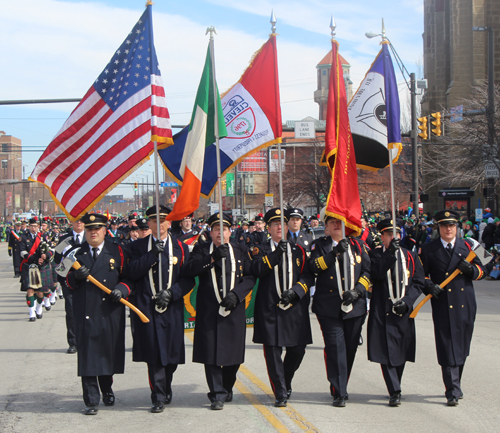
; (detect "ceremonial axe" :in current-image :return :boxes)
[56,248,149,323]
[410,238,492,318]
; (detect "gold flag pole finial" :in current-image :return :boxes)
[146,1,153,6]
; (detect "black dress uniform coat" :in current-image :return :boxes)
[252,239,314,347]
[419,238,486,366]
[287,230,313,253]
[246,230,268,251]
[368,247,424,366]
[125,235,194,366]
[66,239,132,377]
[309,236,371,319]
[183,242,256,366]
[8,229,22,272]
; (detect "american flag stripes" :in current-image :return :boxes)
[30,4,172,220]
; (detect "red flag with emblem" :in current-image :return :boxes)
[323,40,362,236]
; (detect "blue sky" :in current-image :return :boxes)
[0,0,424,198]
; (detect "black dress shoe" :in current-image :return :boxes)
[211,400,224,410]
[151,401,164,413]
[447,397,459,406]
[459,392,464,400]
[333,396,346,407]
[84,405,99,415]
[225,391,233,402]
[59,295,64,299]
[29,317,36,322]
[165,394,172,405]
[45,305,51,311]
[36,314,42,319]
[274,398,287,408]
[286,389,292,399]
[102,392,115,406]
[389,392,401,407]
[67,346,77,354]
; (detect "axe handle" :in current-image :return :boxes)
[72,262,150,324]
[410,250,476,319]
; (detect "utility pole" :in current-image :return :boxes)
[486,27,496,212]
[411,72,419,219]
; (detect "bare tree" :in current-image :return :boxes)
[421,83,500,191]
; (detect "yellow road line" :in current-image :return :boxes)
[234,380,291,433]
[239,364,321,433]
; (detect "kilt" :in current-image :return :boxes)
[51,261,58,286]
[20,262,53,292]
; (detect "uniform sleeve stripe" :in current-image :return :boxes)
[263,256,272,269]
[475,264,483,280]
[317,256,328,271]
[298,281,309,294]
[358,278,369,290]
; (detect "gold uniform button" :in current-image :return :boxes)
[450,305,453,309]
[386,313,389,316]
[445,272,449,276]
[330,276,334,279]
[330,290,333,292]
[448,289,451,292]
[462,305,464,308]
[461,288,464,291]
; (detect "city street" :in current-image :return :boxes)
[0,242,499,433]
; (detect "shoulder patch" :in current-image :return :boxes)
[311,243,316,251]
[252,247,259,256]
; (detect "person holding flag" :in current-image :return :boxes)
[310,19,370,407]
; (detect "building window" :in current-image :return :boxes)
[323,70,326,75]
[2,143,8,153]
[1,160,8,169]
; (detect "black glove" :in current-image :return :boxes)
[152,240,164,257]
[277,240,288,253]
[280,289,300,307]
[8,249,12,257]
[457,259,474,278]
[74,264,90,281]
[388,239,400,256]
[109,288,123,303]
[155,289,173,310]
[342,289,360,306]
[335,239,350,254]
[212,244,229,262]
[220,291,239,311]
[393,300,408,315]
[425,282,443,299]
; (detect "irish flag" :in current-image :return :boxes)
[166,44,227,221]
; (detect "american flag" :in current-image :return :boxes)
[30,4,172,221]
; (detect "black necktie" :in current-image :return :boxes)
[446,243,453,256]
[293,233,297,243]
[92,247,98,261]
[75,234,81,245]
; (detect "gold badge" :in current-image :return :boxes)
[356,255,362,263]
[216,213,220,218]
[173,257,178,265]
[445,212,450,217]
[296,258,300,267]
[276,209,281,215]
[90,215,95,221]
[110,259,115,264]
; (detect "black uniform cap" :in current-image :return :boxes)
[137,218,149,230]
[145,205,171,219]
[207,212,233,228]
[434,210,460,225]
[82,213,108,228]
[376,218,403,233]
[264,208,288,224]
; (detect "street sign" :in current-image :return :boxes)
[209,203,219,214]
[265,193,274,207]
[485,162,499,179]
[475,208,483,222]
[450,105,463,123]
[117,200,125,203]
[161,182,178,187]
[294,121,315,139]
[226,173,235,196]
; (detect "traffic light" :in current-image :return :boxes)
[430,112,442,136]
[417,116,428,140]
[134,182,138,191]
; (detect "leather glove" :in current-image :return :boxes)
[220,291,239,311]
[335,239,350,254]
[8,249,12,257]
[388,239,400,256]
[212,244,229,262]
[74,264,91,281]
[280,289,300,307]
[109,288,123,303]
[425,282,443,299]
[277,240,288,253]
[155,289,173,310]
[457,258,474,278]
[152,240,164,257]
[393,299,409,315]
[342,289,360,306]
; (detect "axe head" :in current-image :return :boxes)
[466,238,493,266]
[55,247,81,277]
[55,237,73,255]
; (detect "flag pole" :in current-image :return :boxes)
[271,12,287,291]
[383,26,400,298]
[147,1,163,293]
[330,15,349,295]
[207,26,227,293]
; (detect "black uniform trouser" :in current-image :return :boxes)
[317,314,366,398]
[61,284,76,347]
[381,363,405,395]
[147,363,178,404]
[441,364,464,399]
[263,345,306,400]
[204,364,240,403]
[81,375,113,406]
